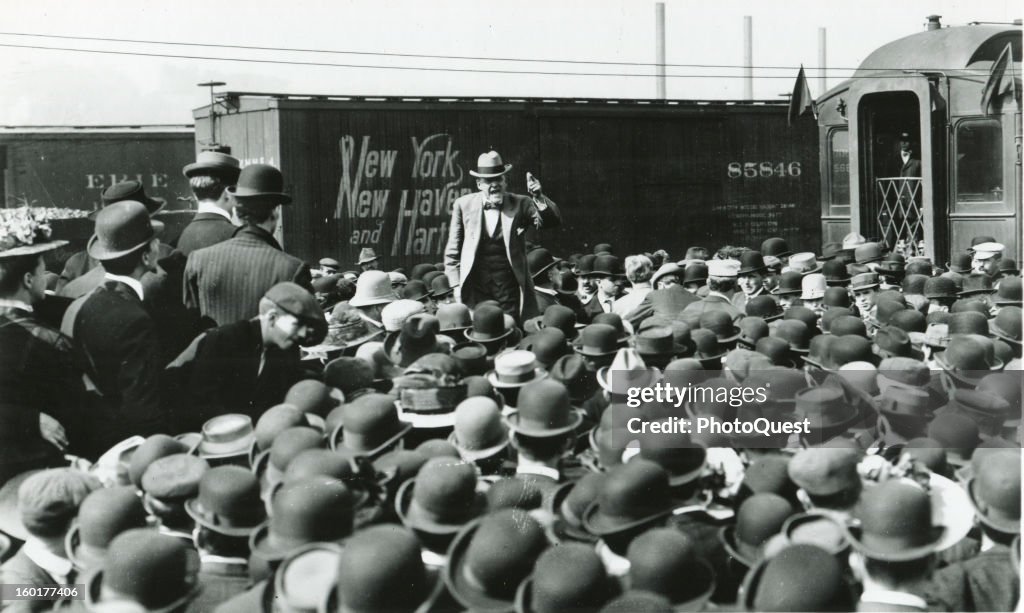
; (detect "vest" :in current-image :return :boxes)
[470,216,518,310]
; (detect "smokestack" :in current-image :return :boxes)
[743,16,753,100]
[926,15,942,31]
[818,27,827,96]
[656,3,666,100]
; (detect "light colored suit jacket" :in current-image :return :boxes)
[444,191,560,318]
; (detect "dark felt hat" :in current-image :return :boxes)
[66,486,148,572]
[249,476,354,561]
[87,200,159,261]
[740,544,853,612]
[334,525,433,612]
[227,163,291,204]
[582,459,673,537]
[396,457,486,535]
[100,179,166,215]
[185,466,265,537]
[183,150,241,181]
[527,248,560,278]
[516,543,611,613]
[746,295,783,322]
[846,480,945,561]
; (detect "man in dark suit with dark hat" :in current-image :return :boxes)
[444,151,561,321]
[184,164,312,327]
[73,200,167,459]
[176,151,242,256]
[165,282,324,431]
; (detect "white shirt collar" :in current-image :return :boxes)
[197,201,233,221]
[859,589,928,610]
[708,290,732,301]
[515,458,560,481]
[0,298,33,313]
[595,540,631,577]
[22,539,73,582]
[104,273,144,301]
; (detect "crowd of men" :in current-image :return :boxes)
[0,147,1021,612]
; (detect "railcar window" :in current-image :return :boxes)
[829,130,850,215]
[955,119,1003,206]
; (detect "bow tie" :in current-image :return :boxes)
[483,202,500,211]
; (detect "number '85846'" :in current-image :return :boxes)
[727,162,802,178]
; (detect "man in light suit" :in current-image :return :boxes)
[444,151,561,322]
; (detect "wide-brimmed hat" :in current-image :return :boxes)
[183,150,241,181]
[185,466,265,537]
[444,510,547,611]
[487,350,547,389]
[469,150,513,178]
[504,379,582,438]
[396,458,486,535]
[582,460,673,537]
[83,530,200,613]
[227,163,292,204]
[845,480,945,561]
[197,414,256,461]
[87,200,160,261]
[249,476,355,561]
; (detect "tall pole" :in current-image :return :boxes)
[656,3,666,100]
[743,16,753,100]
[818,27,827,96]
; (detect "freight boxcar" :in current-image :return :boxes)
[0,126,197,261]
[194,95,819,270]
[815,17,1022,262]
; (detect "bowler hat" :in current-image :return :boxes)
[430,275,456,298]
[528,248,560,278]
[470,150,513,178]
[227,163,291,204]
[818,242,843,261]
[820,307,852,333]
[401,280,431,302]
[682,262,708,285]
[738,251,768,275]
[700,310,740,344]
[829,315,867,338]
[997,258,1020,275]
[874,325,923,360]
[720,493,794,568]
[634,429,706,487]
[822,287,851,309]
[846,480,945,561]
[890,309,926,333]
[959,273,995,297]
[259,426,324,488]
[252,404,315,460]
[84,530,200,613]
[183,150,241,181]
[249,476,355,561]
[437,303,473,333]
[902,273,929,295]
[906,259,934,276]
[593,243,614,255]
[822,259,851,285]
[532,304,579,339]
[935,336,1001,385]
[787,446,860,498]
[185,466,265,537]
[924,276,958,300]
[994,277,1022,306]
[740,544,853,612]
[783,512,850,557]
[992,306,1022,345]
[324,358,375,397]
[950,298,990,316]
[582,459,673,537]
[449,397,509,462]
[592,312,632,342]
[591,255,624,277]
[548,353,590,404]
[575,254,597,275]
[66,486,148,571]
[967,450,1020,534]
[100,179,166,215]
[691,328,726,366]
[830,335,875,368]
[633,326,685,362]
[626,529,714,610]
[738,316,770,350]
[774,319,811,354]
[573,323,619,357]
[546,473,606,544]
[519,329,569,369]
[942,388,1010,425]
[331,393,412,458]
[783,305,819,333]
[755,336,796,368]
[947,253,973,273]
[397,457,486,535]
[516,543,611,613]
[334,525,433,612]
[466,305,514,344]
[746,295,783,321]
[505,379,581,437]
[771,271,803,296]
[445,510,548,611]
[760,237,792,258]
[878,252,906,274]
[87,200,159,261]
[408,263,434,280]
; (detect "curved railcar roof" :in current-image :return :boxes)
[853,24,1020,77]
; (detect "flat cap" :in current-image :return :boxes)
[18,469,101,538]
[141,454,209,500]
[264,282,325,324]
[706,259,740,278]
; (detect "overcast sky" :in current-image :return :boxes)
[0,0,1017,126]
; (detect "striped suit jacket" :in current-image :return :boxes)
[183,225,312,326]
